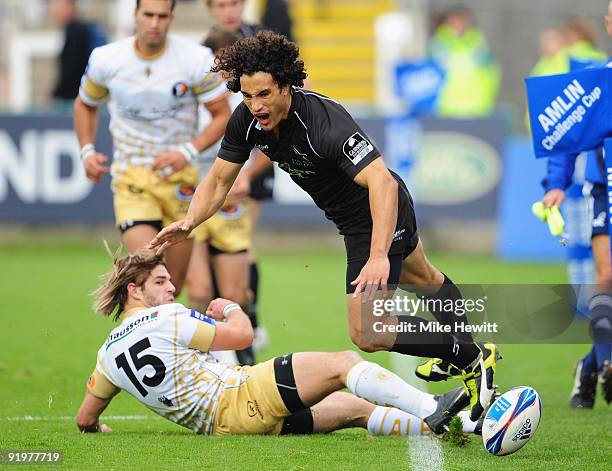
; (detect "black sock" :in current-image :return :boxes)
[422,274,474,343]
[236,347,255,366]
[249,262,259,329]
[390,316,479,369]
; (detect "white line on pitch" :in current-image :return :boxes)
[1,415,156,421]
[408,435,445,471]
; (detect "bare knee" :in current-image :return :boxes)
[327,351,363,382]
[349,329,378,353]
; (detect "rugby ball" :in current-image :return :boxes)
[482,386,541,456]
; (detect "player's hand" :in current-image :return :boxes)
[99,424,112,433]
[206,298,242,320]
[148,217,195,254]
[152,151,189,179]
[351,255,390,302]
[226,173,250,205]
[542,189,565,208]
[83,153,110,183]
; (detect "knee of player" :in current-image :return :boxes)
[337,350,363,367]
[349,331,378,353]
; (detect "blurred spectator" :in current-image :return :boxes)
[427,7,500,118]
[564,17,607,65]
[49,0,106,113]
[262,0,293,41]
[525,28,568,130]
[530,27,568,77]
[205,0,261,37]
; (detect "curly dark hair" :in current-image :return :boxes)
[212,31,307,93]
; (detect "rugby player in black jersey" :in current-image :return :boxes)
[150,31,499,422]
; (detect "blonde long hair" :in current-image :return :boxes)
[93,249,166,321]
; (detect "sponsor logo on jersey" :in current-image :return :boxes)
[190,309,216,326]
[172,81,189,98]
[393,228,405,242]
[343,132,374,165]
[105,312,160,349]
[176,184,195,202]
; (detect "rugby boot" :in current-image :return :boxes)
[415,358,461,382]
[415,342,501,382]
[461,343,498,421]
[424,386,470,435]
[598,360,612,405]
[569,359,596,409]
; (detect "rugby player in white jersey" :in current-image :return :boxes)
[76,249,483,436]
[74,0,232,294]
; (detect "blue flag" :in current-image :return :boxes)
[525,67,610,157]
[395,61,445,116]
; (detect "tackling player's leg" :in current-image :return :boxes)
[301,391,477,436]
[399,239,498,421]
[289,350,466,433]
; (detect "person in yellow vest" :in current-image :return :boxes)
[525,27,568,130]
[525,21,605,129]
[530,27,568,77]
[427,7,500,118]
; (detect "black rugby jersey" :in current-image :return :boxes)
[218,88,408,235]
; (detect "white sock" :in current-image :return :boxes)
[367,406,432,436]
[347,361,437,419]
[457,410,478,433]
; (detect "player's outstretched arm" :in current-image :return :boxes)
[351,157,398,299]
[149,158,243,254]
[75,391,113,433]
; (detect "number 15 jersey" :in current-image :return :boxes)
[87,303,237,435]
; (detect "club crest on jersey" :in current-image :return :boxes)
[343,132,374,165]
[172,81,189,97]
[176,185,195,201]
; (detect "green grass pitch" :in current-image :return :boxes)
[1,242,611,470]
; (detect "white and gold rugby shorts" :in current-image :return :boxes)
[191,202,252,254]
[111,164,199,229]
[212,355,307,436]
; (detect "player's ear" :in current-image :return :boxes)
[127,282,142,301]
